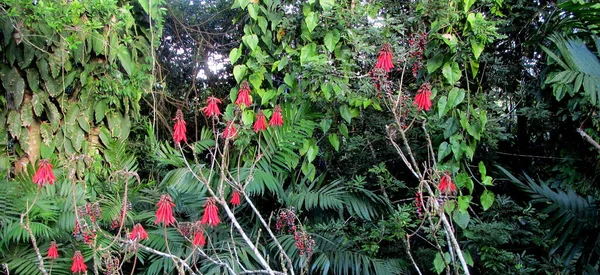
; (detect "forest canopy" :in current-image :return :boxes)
[0,0,599,274]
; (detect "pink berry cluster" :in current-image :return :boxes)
[294,230,316,257]
[275,208,297,233]
[408,32,427,77]
[102,254,120,275]
[73,220,96,246]
[78,202,102,223]
[415,192,424,219]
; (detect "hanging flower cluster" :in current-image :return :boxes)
[173,109,187,144]
[375,43,394,72]
[269,105,284,127]
[414,192,424,219]
[71,251,87,273]
[129,223,149,241]
[439,172,456,194]
[414,82,432,111]
[193,230,206,247]
[201,198,221,227]
[203,96,222,118]
[155,194,176,226]
[47,241,59,260]
[253,110,267,133]
[235,81,253,108]
[33,159,56,188]
[230,191,241,207]
[222,121,238,139]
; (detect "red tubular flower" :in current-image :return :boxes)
[439,172,457,194]
[230,191,241,207]
[33,159,56,188]
[375,43,394,72]
[235,81,253,108]
[71,251,86,273]
[173,110,187,144]
[413,82,432,111]
[222,122,238,139]
[253,110,267,133]
[129,223,149,241]
[203,96,222,118]
[200,198,221,227]
[47,241,59,260]
[269,106,283,127]
[192,231,206,247]
[155,194,176,226]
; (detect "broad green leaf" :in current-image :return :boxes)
[247,3,258,19]
[31,92,45,117]
[339,104,352,124]
[233,65,247,83]
[437,141,451,162]
[1,68,25,108]
[242,110,254,126]
[328,133,340,151]
[463,0,476,12]
[434,252,446,274]
[320,119,332,133]
[238,0,250,9]
[258,16,268,34]
[478,161,486,178]
[338,123,348,137]
[229,47,242,65]
[437,96,447,118]
[447,88,465,108]
[324,30,340,52]
[453,210,470,229]
[26,68,40,93]
[442,62,462,85]
[20,102,33,127]
[95,100,108,123]
[301,162,316,182]
[470,39,484,60]
[300,43,316,65]
[427,55,444,74]
[242,34,259,51]
[482,176,493,186]
[441,33,458,51]
[305,12,318,33]
[116,45,134,75]
[480,190,494,211]
[320,0,335,11]
[249,73,263,89]
[277,56,289,71]
[458,195,470,212]
[8,110,21,139]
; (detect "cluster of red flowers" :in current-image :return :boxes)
[129,223,149,241]
[200,198,221,227]
[33,159,56,188]
[102,254,120,275]
[230,191,242,207]
[193,230,206,247]
[47,241,59,259]
[222,121,238,139]
[78,202,102,223]
[371,43,394,95]
[414,82,432,111]
[173,109,187,144]
[439,172,456,194]
[71,251,87,273]
[155,194,176,226]
[235,81,253,108]
[204,96,222,117]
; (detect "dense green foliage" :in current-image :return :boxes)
[0,0,599,274]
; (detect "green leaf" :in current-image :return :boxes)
[247,3,258,19]
[242,110,254,126]
[305,12,318,33]
[320,119,332,133]
[427,55,444,74]
[480,190,494,211]
[442,62,462,85]
[229,47,242,65]
[328,133,340,152]
[8,110,21,139]
[300,43,316,65]
[482,176,493,186]
[478,161,486,178]
[301,161,316,182]
[447,88,465,108]
[306,143,318,163]
[453,210,470,229]
[31,93,45,117]
[2,68,25,108]
[434,252,446,274]
[20,102,34,127]
[441,34,458,51]
[233,65,247,83]
[437,96,447,118]
[242,34,259,51]
[458,195,470,212]
[338,123,348,138]
[339,104,352,124]
[463,0,476,12]
[116,45,134,75]
[324,30,340,52]
[437,141,451,162]
[277,56,289,71]
[470,39,484,60]
[470,59,479,78]
[320,0,335,11]
[249,73,263,89]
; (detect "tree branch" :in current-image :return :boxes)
[576,127,600,154]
